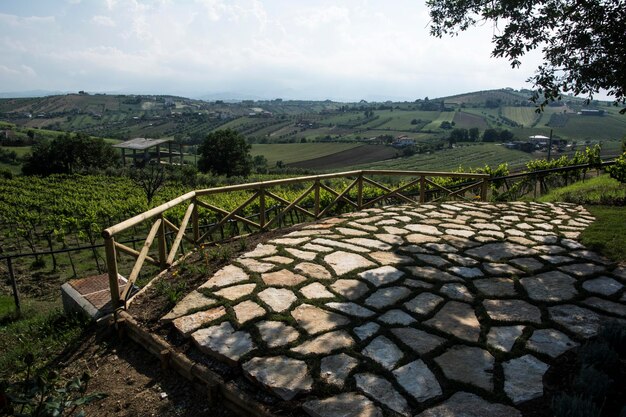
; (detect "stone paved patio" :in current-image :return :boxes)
[161,202,626,416]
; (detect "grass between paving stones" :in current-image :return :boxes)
[133,202,615,416]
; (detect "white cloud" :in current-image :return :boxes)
[91,15,116,27]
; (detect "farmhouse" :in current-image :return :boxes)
[113,137,184,167]
[393,135,415,148]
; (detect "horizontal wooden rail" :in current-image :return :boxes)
[103,169,490,309]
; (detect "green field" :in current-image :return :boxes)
[251,142,363,166]
[423,111,455,130]
[350,143,534,171]
[501,107,539,127]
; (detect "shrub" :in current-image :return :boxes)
[552,394,601,417]
[606,152,626,183]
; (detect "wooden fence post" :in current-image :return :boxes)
[480,177,489,201]
[157,215,167,269]
[419,175,426,203]
[192,198,200,244]
[104,236,121,309]
[259,186,266,229]
[314,179,320,218]
[357,173,363,210]
[7,257,21,315]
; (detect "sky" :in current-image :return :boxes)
[0,0,546,102]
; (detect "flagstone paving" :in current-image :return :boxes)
[163,202,626,416]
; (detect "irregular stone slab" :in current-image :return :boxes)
[326,302,376,318]
[285,248,317,261]
[362,336,404,370]
[424,243,458,253]
[540,255,574,265]
[302,392,382,417]
[303,243,334,253]
[404,279,435,289]
[445,253,478,267]
[191,322,255,365]
[406,233,441,244]
[295,262,332,280]
[484,263,524,276]
[581,297,626,318]
[291,304,350,334]
[415,391,521,417]
[365,286,411,309]
[358,266,404,287]
[353,322,380,341]
[258,288,297,312]
[200,265,249,289]
[372,234,403,246]
[292,330,354,355]
[320,353,358,388]
[534,245,566,254]
[345,238,392,251]
[466,242,537,262]
[368,251,413,265]
[162,291,217,322]
[354,373,409,416]
[483,299,541,324]
[425,301,481,342]
[582,276,624,296]
[405,224,442,235]
[286,229,334,237]
[330,279,370,300]
[404,292,444,316]
[262,269,307,287]
[549,304,603,338]
[378,309,416,325]
[446,228,475,238]
[312,238,371,253]
[416,254,451,268]
[384,226,409,236]
[300,283,334,299]
[336,227,370,236]
[243,356,312,401]
[503,354,548,404]
[173,306,227,337]
[214,283,256,301]
[559,263,606,277]
[262,255,294,264]
[508,236,535,246]
[256,321,299,348]
[325,251,375,275]
[236,258,276,273]
[440,283,473,302]
[271,237,311,246]
[526,328,578,358]
[233,300,266,324]
[487,325,525,352]
[570,250,610,264]
[391,327,446,355]
[435,346,494,391]
[347,222,378,232]
[520,271,577,302]
[474,278,517,297]
[243,244,277,258]
[393,359,441,402]
[406,266,462,283]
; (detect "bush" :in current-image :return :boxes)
[552,394,601,417]
[606,152,626,183]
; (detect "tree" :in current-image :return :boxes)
[469,127,480,142]
[130,164,167,205]
[197,129,252,177]
[22,132,118,176]
[499,130,514,142]
[427,0,626,110]
[482,129,500,143]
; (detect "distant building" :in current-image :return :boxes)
[393,135,415,148]
[579,109,604,116]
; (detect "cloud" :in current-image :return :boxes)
[91,15,116,27]
[0,64,36,77]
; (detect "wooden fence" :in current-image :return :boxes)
[102,170,489,308]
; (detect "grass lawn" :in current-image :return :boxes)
[580,206,626,263]
[538,174,626,262]
[0,296,87,378]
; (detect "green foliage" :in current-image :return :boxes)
[538,175,626,206]
[552,393,601,417]
[573,366,613,401]
[153,279,187,308]
[198,129,252,177]
[1,353,106,416]
[580,206,626,262]
[606,152,626,183]
[599,321,626,353]
[427,0,626,109]
[21,133,119,176]
[579,339,620,372]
